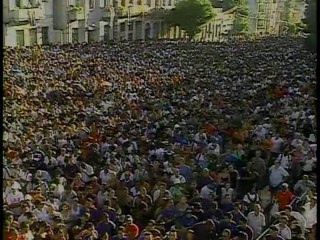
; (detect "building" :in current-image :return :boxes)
[3,0,237,47]
[246,0,306,35]
[247,0,282,35]
[3,0,52,46]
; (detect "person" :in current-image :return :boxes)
[265,225,285,240]
[269,161,289,198]
[190,219,217,240]
[275,183,293,211]
[247,204,266,238]
[220,229,232,240]
[3,38,316,239]
[293,175,315,196]
[275,216,292,240]
[234,217,254,240]
[302,196,317,231]
[282,205,306,235]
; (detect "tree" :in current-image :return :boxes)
[282,0,306,35]
[165,0,215,39]
[211,0,249,34]
[303,0,316,51]
[233,3,249,34]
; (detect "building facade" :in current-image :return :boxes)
[3,0,237,47]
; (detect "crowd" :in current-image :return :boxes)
[3,37,317,240]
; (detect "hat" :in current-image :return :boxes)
[25,194,33,201]
[282,183,288,188]
[126,223,139,237]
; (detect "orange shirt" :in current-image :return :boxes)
[275,190,293,210]
[202,123,216,135]
[261,138,272,151]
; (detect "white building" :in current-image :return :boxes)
[3,0,237,47]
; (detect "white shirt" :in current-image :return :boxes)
[221,187,234,199]
[275,224,291,240]
[243,192,260,204]
[271,137,284,153]
[56,155,66,166]
[153,189,172,202]
[303,157,316,172]
[254,127,267,140]
[99,170,116,185]
[277,154,290,170]
[303,202,317,228]
[170,175,186,184]
[291,139,303,147]
[269,165,289,187]
[290,211,307,233]
[33,207,49,222]
[80,163,94,183]
[247,211,266,237]
[24,230,35,240]
[6,191,24,205]
[200,186,214,200]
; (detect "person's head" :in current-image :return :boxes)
[239,217,248,227]
[143,231,153,240]
[280,216,289,226]
[254,204,261,214]
[179,196,188,204]
[206,219,215,230]
[237,231,248,240]
[274,160,281,168]
[284,205,292,215]
[281,183,289,191]
[168,229,178,240]
[269,225,279,237]
[186,229,194,240]
[221,229,232,240]
[227,164,234,172]
[302,175,309,182]
[255,150,261,157]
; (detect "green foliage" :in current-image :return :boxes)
[303,0,316,52]
[233,3,249,33]
[282,0,305,34]
[165,0,215,39]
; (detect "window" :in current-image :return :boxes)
[104,0,110,7]
[16,0,22,7]
[16,30,24,46]
[42,27,49,44]
[258,4,266,13]
[128,33,133,40]
[168,0,172,6]
[89,0,95,9]
[129,0,133,4]
[146,0,151,6]
[120,22,126,32]
[137,0,142,5]
[104,25,109,41]
[155,0,160,7]
[72,28,79,42]
[257,19,266,29]
[29,28,37,45]
[128,23,133,31]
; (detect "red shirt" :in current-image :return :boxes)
[275,190,293,210]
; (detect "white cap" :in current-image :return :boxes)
[25,194,33,201]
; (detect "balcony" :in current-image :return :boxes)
[69,8,85,22]
[102,7,116,20]
[10,8,29,22]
